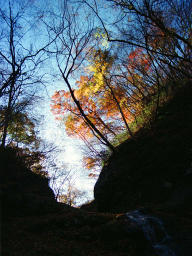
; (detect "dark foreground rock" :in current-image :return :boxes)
[94,83,192,213]
[0,148,154,256]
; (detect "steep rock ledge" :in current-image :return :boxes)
[94,82,192,213]
[1,147,58,217]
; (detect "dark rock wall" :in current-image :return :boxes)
[94,82,192,213]
[0,147,56,217]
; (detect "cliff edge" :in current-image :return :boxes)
[94,82,192,213]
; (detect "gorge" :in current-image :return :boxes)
[2,82,192,256]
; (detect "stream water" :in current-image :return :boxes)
[126,210,176,256]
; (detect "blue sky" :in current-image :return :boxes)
[0,0,98,204]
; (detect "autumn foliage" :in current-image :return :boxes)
[50,48,155,169]
[51,48,150,136]
[50,0,191,172]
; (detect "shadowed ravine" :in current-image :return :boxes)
[2,83,192,255]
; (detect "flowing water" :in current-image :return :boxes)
[126,210,176,256]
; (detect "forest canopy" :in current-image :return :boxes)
[0,0,191,175]
[50,0,192,171]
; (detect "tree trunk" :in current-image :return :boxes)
[105,77,134,138]
[64,76,115,152]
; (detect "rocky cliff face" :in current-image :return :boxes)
[1,147,59,217]
[94,83,192,213]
